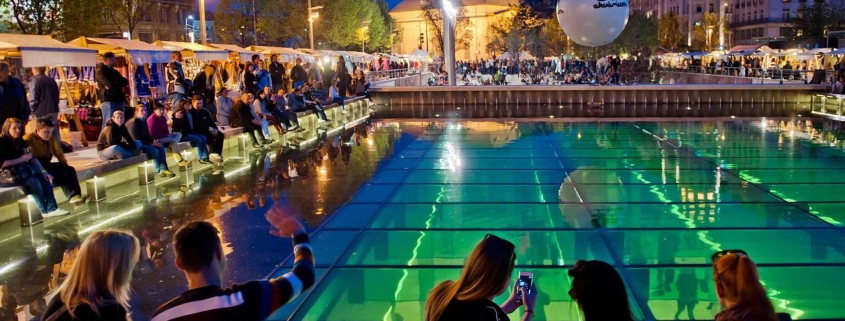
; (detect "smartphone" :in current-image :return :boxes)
[516,271,533,299]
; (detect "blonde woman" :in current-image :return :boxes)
[42,230,140,321]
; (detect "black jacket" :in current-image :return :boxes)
[95,63,128,103]
[171,110,195,135]
[193,72,216,106]
[269,62,285,84]
[189,107,218,135]
[125,117,154,145]
[291,65,308,84]
[243,70,257,95]
[42,295,128,321]
[0,75,30,123]
[97,120,137,152]
[28,74,60,117]
[230,100,254,128]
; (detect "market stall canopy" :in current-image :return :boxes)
[377,53,401,62]
[796,48,833,60]
[157,41,229,61]
[772,48,801,57]
[826,48,845,55]
[410,49,430,58]
[704,51,726,57]
[498,51,535,60]
[249,46,313,62]
[0,34,96,67]
[728,44,771,54]
[67,37,171,65]
[208,44,263,61]
[683,52,706,59]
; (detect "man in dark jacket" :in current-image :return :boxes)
[192,64,218,120]
[269,54,285,93]
[126,106,175,177]
[230,93,267,148]
[0,61,30,126]
[97,110,140,160]
[189,95,224,162]
[95,52,129,128]
[29,66,61,141]
[290,58,308,89]
[243,62,258,95]
[166,51,190,107]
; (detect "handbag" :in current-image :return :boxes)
[0,162,36,185]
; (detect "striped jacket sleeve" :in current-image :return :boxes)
[267,232,315,314]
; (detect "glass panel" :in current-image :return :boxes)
[597,204,829,229]
[369,204,593,229]
[339,230,615,266]
[324,204,383,229]
[424,148,558,158]
[350,184,399,203]
[403,170,568,184]
[413,158,563,170]
[571,184,783,203]
[370,170,409,184]
[389,185,562,203]
[282,231,359,266]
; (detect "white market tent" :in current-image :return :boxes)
[208,43,263,62]
[727,45,772,56]
[796,48,834,60]
[410,49,430,58]
[67,37,171,64]
[249,46,313,63]
[0,34,96,67]
[498,51,535,60]
[826,48,845,55]
[157,41,229,61]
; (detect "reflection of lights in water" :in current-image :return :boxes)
[441,142,461,172]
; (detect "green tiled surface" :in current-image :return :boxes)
[271,121,845,321]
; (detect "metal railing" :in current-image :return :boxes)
[364,68,425,81]
[659,66,838,85]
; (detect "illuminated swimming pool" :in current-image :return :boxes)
[264,120,845,321]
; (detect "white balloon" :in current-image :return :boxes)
[556,0,630,47]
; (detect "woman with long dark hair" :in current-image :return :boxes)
[425,234,537,321]
[567,260,634,321]
[712,251,778,321]
[0,118,68,217]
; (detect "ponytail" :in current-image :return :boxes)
[424,281,459,321]
[715,254,777,321]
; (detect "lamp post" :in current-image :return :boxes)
[707,26,714,51]
[185,15,194,42]
[442,0,457,86]
[308,1,323,50]
[199,0,207,45]
[360,17,370,52]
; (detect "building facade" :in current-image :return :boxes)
[96,0,196,43]
[390,0,515,61]
[729,0,804,45]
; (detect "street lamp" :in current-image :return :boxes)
[308,1,323,50]
[185,15,194,43]
[707,26,714,51]
[361,21,370,52]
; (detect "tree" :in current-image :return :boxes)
[539,18,568,57]
[658,13,682,51]
[103,0,143,40]
[421,0,474,56]
[6,0,62,35]
[58,0,102,41]
[691,12,721,51]
[486,2,544,60]
[610,12,658,54]
[258,0,306,46]
[313,0,392,51]
[214,0,256,46]
[790,0,842,39]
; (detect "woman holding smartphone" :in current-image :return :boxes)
[425,234,537,321]
[0,118,68,217]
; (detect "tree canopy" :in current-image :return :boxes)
[790,0,844,39]
[658,13,682,51]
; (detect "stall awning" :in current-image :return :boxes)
[209,44,263,62]
[250,46,313,62]
[67,37,171,65]
[158,41,229,61]
[0,34,96,67]
[826,48,845,55]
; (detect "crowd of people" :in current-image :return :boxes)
[441,56,625,86]
[0,50,377,219]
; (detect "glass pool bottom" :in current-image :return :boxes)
[267,120,845,321]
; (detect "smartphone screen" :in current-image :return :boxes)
[516,271,533,298]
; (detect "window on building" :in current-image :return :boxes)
[139,33,152,42]
[709,3,714,12]
[102,9,109,22]
[780,27,792,36]
[782,9,790,20]
[696,5,702,12]
[160,8,168,24]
